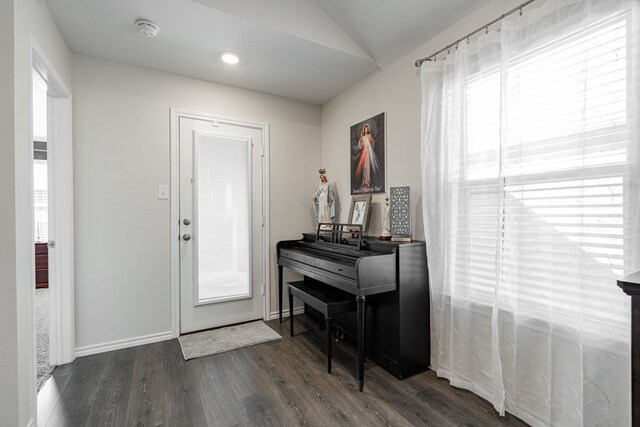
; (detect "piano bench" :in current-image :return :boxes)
[287,280,357,374]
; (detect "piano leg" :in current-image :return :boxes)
[289,286,294,337]
[326,317,332,374]
[278,265,283,323]
[357,295,366,391]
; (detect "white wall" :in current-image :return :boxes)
[1,0,72,425]
[0,1,18,424]
[72,54,319,351]
[320,0,522,239]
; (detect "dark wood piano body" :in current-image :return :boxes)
[277,232,430,380]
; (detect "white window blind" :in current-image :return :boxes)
[33,159,48,243]
[32,70,48,243]
[459,10,632,340]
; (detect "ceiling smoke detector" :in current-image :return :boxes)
[135,19,159,38]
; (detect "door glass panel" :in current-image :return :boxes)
[195,134,251,304]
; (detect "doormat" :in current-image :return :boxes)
[178,321,282,360]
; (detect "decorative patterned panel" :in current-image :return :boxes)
[390,186,410,236]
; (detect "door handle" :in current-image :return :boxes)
[183,218,191,225]
[182,233,192,241]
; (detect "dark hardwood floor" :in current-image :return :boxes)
[38,316,528,426]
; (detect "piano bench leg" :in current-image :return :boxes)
[289,289,294,337]
[326,317,332,374]
[278,265,283,323]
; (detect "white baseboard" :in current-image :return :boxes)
[268,306,305,321]
[75,330,173,357]
[75,310,306,357]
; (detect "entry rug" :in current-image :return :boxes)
[178,321,282,360]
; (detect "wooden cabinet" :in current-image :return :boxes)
[35,242,48,288]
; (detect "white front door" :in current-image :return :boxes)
[179,115,264,333]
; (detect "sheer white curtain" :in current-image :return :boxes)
[421,0,640,425]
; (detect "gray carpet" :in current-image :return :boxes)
[178,321,282,360]
[36,288,54,391]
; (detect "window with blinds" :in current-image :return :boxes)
[459,10,631,339]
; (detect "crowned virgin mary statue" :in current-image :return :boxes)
[312,168,335,227]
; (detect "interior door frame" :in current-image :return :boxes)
[31,37,75,367]
[169,109,270,337]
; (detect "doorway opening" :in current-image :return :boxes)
[30,39,75,405]
[32,68,53,391]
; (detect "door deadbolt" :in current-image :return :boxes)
[183,218,191,225]
[182,233,192,241]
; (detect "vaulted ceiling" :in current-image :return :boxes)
[46,0,490,105]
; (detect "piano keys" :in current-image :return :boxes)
[277,226,430,389]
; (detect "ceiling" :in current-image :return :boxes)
[45,0,490,105]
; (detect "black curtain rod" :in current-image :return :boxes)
[414,0,537,67]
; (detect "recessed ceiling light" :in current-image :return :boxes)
[219,52,240,65]
[135,19,159,38]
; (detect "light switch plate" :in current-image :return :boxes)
[158,185,169,200]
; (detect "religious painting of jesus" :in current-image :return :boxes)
[350,112,385,195]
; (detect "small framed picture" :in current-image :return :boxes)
[348,194,372,232]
